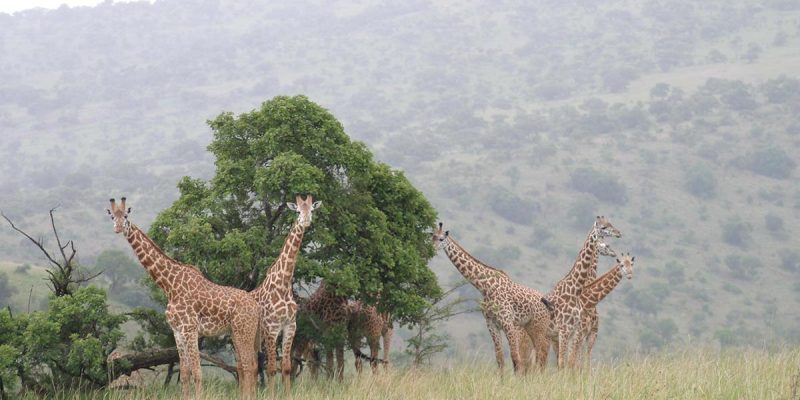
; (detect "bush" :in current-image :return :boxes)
[724,253,761,280]
[566,195,598,230]
[0,273,14,306]
[14,264,31,274]
[764,213,784,233]
[734,146,796,179]
[684,163,717,199]
[569,167,628,204]
[778,249,800,272]
[487,188,540,225]
[721,218,753,248]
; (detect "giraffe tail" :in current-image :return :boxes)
[541,297,554,313]
[353,348,388,364]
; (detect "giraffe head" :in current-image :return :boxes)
[106,197,131,234]
[597,238,617,257]
[616,253,635,279]
[287,194,321,228]
[593,215,622,239]
[432,222,450,250]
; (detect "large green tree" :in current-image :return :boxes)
[148,95,440,323]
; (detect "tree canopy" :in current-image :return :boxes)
[148,95,441,323]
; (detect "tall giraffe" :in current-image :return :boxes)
[107,198,259,400]
[574,253,634,368]
[519,237,616,370]
[347,300,393,373]
[546,216,621,369]
[432,223,553,374]
[250,194,320,396]
[296,281,349,380]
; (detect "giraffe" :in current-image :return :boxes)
[432,222,553,374]
[519,237,617,370]
[249,194,320,396]
[295,281,349,380]
[545,216,622,369]
[347,300,393,373]
[574,253,635,368]
[107,198,259,400]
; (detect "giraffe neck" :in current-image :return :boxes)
[125,223,195,299]
[441,237,507,293]
[555,228,600,293]
[580,263,624,307]
[256,221,305,295]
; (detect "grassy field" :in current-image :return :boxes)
[17,347,800,400]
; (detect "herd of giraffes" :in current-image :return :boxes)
[107,195,635,399]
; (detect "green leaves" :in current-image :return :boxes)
[151,95,441,322]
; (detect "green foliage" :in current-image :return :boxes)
[149,95,440,323]
[733,146,796,179]
[764,213,784,233]
[0,287,125,393]
[405,282,476,366]
[487,188,540,225]
[723,254,761,280]
[721,218,753,248]
[0,272,15,306]
[569,167,628,204]
[778,249,800,273]
[760,75,800,103]
[683,162,717,199]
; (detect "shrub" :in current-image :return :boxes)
[566,195,597,230]
[569,167,628,204]
[778,249,800,272]
[14,264,31,274]
[0,273,15,306]
[724,253,761,279]
[487,189,540,225]
[684,162,717,199]
[764,213,784,233]
[734,146,796,179]
[721,218,753,248]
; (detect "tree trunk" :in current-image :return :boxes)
[108,348,238,384]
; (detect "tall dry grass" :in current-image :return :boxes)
[16,347,800,399]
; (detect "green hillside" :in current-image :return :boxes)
[1,0,799,361]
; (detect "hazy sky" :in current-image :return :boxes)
[0,0,151,14]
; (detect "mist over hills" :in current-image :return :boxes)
[1,0,799,360]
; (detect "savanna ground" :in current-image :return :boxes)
[20,348,800,400]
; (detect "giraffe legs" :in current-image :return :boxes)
[584,319,599,370]
[231,319,258,400]
[177,330,202,400]
[556,327,575,369]
[264,329,280,398]
[501,324,525,375]
[367,335,380,372]
[382,326,393,372]
[280,322,296,394]
[335,345,345,380]
[485,319,505,372]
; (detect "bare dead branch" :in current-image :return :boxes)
[2,211,63,269]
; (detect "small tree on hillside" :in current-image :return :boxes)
[1,207,100,296]
[405,281,478,366]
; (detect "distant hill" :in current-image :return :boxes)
[1,0,799,359]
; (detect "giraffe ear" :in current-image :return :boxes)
[616,258,620,263]
[631,256,635,262]
[287,202,298,211]
[445,230,449,237]
[311,201,322,210]
[106,209,112,215]
[127,207,132,214]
